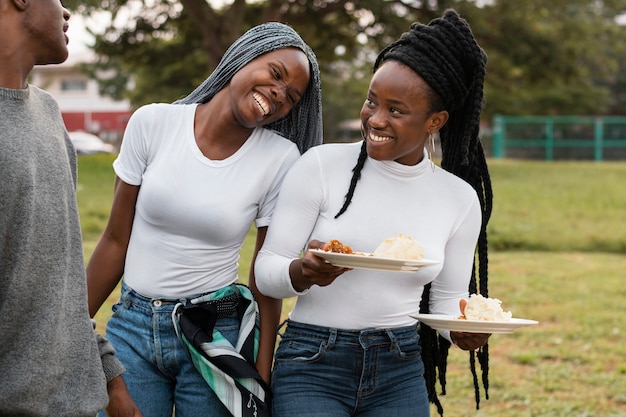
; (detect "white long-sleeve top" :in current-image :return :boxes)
[255,142,481,335]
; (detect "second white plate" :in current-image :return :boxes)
[310,249,439,272]
[410,313,539,334]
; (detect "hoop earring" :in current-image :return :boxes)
[427,132,436,172]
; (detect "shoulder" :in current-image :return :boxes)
[29,84,53,99]
[302,141,362,164]
[280,141,361,181]
[130,102,193,121]
[29,85,60,110]
[434,167,480,203]
[257,128,300,151]
[254,128,302,165]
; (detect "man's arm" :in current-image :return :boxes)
[93,321,142,417]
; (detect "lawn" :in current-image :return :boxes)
[77,155,626,417]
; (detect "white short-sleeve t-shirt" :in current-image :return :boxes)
[114,103,300,298]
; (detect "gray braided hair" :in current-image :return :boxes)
[174,22,322,153]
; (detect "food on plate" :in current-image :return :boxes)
[459,294,512,322]
[373,234,424,260]
[323,239,354,254]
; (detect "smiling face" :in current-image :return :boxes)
[228,47,311,128]
[360,60,448,166]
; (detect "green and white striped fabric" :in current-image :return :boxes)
[172,284,270,417]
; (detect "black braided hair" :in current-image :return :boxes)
[335,9,492,415]
[334,139,368,219]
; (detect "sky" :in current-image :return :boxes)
[66,0,230,55]
[67,15,97,55]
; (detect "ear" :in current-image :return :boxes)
[11,0,29,11]
[428,110,449,132]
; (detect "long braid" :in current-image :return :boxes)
[335,140,368,218]
[419,283,444,416]
[338,9,493,415]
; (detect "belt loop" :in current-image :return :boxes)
[385,328,398,344]
[119,281,134,307]
[277,319,288,339]
[120,280,131,300]
[327,328,337,349]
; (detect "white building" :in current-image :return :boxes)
[30,51,132,143]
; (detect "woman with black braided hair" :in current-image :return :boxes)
[256,9,492,416]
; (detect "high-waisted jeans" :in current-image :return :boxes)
[99,281,238,417]
[271,320,430,417]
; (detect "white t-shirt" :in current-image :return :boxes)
[255,142,481,335]
[114,103,300,298]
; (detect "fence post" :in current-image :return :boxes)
[544,118,554,161]
[594,118,604,161]
[492,115,504,158]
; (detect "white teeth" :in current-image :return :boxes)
[369,133,392,142]
[253,92,269,115]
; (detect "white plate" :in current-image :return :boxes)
[410,314,539,334]
[310,249,439,272]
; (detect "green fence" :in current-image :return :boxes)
[491,115,626,160]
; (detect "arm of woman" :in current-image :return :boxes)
[255,147,348,299]
[429,193,483,344]
[248,226,281,383]
[87,177,139,318]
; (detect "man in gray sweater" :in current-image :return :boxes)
[0,1,141,415]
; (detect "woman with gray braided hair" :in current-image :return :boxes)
[86,22,322,417]
[256,9,492,416]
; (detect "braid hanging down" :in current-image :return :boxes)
[334,140,368,219]
[335,9,492,415]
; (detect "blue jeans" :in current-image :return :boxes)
[271,320,430,417]
[100,281,238,417]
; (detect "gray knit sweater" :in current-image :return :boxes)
[0,85,125,416]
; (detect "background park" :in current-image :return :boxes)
[62,0,626,416]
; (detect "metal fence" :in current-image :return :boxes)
[491,115,626,161]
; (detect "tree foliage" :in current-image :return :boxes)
[63,0,626,140]
[472,0,626,117]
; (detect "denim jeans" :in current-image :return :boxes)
[99,281,238,417]
[271,320,430,417]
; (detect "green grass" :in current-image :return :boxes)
[77,155,626,417]
[487,160,626,253]
[76,154,118,250]
[439,251,626,416]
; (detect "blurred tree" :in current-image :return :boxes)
[471,0,626,118]
[64,0,455,136]
[63,0,626,142]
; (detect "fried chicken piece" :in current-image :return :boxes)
[323,239,353,254]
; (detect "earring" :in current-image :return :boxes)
[360,125,367,142]
[427,132,436,172]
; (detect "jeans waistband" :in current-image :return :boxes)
[282,319,419,347]
[120,281,239,316]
